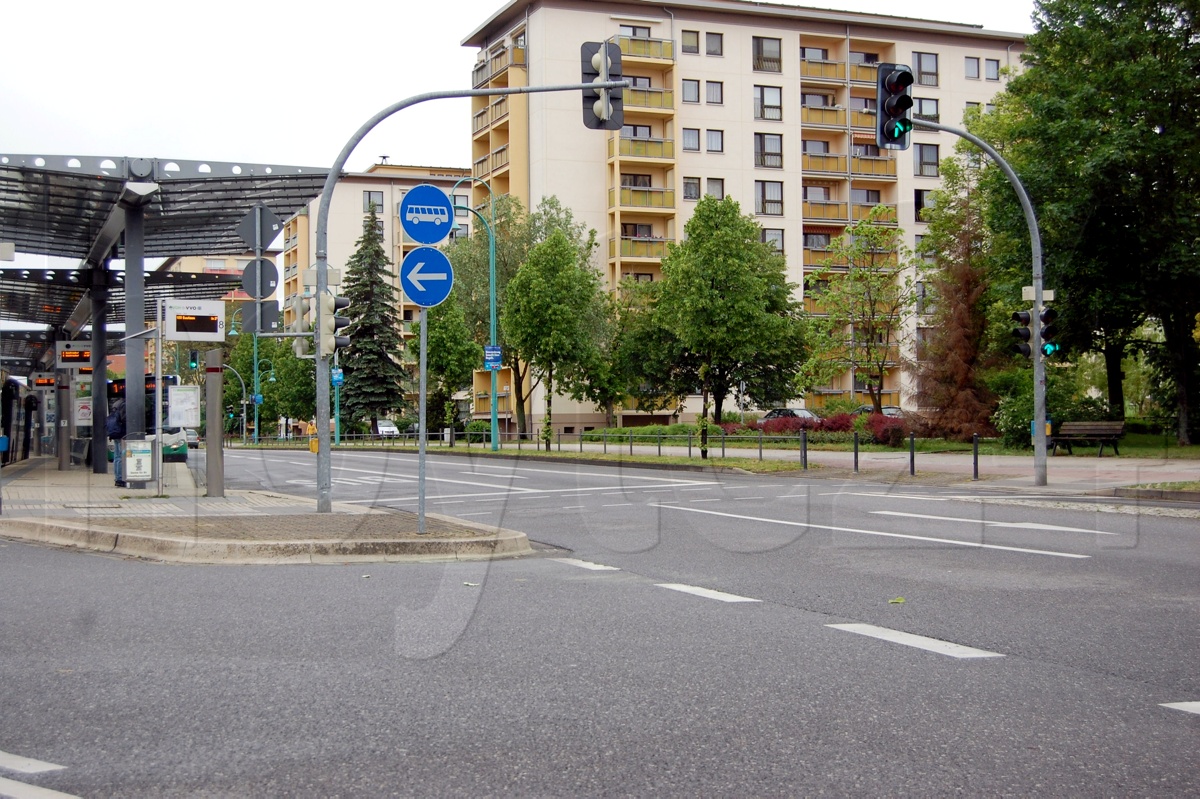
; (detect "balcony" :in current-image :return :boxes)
[800,59,846,82]
[624,87,674,111]
[610,186,676,209]
[803,248,849,267]
[802,153,847,174]
[802,200,849,221]
[474,97,510,134]
[609,136,675,160]
[850,109,876,129]
[611,236,671,260]
[800,106,846,127]
[616,35,674,62]
[853,203,898,223]
[849,62,878,83]
[472,45,527,88]
[472,146,509,179]
[850,155,897,177]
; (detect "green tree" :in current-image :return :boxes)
[339,202,408,433]
[420,292,482,434]
[801,205,917,414]
[501,230,606,451]
[977,0,1200,442]
[654,195,807,456]
[912,156,1001,440]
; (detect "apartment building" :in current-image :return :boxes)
[280,163,473,334]
[464,0,1023,431]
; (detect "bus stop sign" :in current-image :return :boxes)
[399,184,454,245]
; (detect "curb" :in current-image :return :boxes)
[0,516,533,565]
[1111,487,1200,503]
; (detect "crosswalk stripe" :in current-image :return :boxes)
[551,558,620,571]
[0,775,80,799]
[0,751,64,775]
[1160,701,1200,715]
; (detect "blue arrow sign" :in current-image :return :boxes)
[399,184,455,245]
[401,247,455,308]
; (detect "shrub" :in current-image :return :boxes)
[762,416,819,436]
[465,420,490,443]
[866,413,907,447]
[820,413,855,432]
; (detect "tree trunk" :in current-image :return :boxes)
[544,366,553,452]
[1103,339,1125,420]
[699,387,709,460]
[512,359,528,439]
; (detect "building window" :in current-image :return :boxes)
[801,46,828,61]
[803,185,830,201]
[706,129,724,152]
[453,194,468,217]
[913,51,939,86]
[706,178,725,199]
[755,180,783,215]
[762,228,784,252]
[754,132,783,168]
[753,36,782,72]
[621,173,652,188]
[915,189,936,221]
[205,258,227,272]
[804,232,831,249]
[622,124,652,138]
[629,273,654,283]
[622,222,653,238]
[682,30,699,54]
[629,75,651,89]
[683,177,701,200]
[914,97,939,123]
[852,142,881,157]
[851,188,881,205]
[914,143,939,177]
[682,128,700,151]
[363,191,383,212]
[620,24,651,38]
[706,81,724,104]
[801,93,832,108]
[802,139,829,154]
[985,58,1001,80]
[753,85,782,120]
[682,79,700,103]
[706,32,723,56]
[965,56,980,79]
[850,51,879,64]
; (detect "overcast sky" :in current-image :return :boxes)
[2,0,1034,173]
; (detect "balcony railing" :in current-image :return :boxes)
[616,35,674,61]
[853,203,898,223]
[803,248,850,267]
[800,106,847,127]
[610,236,671,259]
[755,152,784,168]
[850,109,876,129]
[914,112,940,124]
[624,87,674,110]
[753,100,783,121]
[753,55,782,72]
[850,155,897,177]
[802,200,849,221]
[609,186,676,209]
[610,136,675,160]
[802,153,847,173]
[849,62,878,82]
[755,199,784,215]
[800,59,846,81]
[472,45,527,87]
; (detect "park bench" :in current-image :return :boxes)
[1050,421,1125,457]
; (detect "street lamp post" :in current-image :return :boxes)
[222,364,248,445]
[254,358,276,440]
[450,176,499,452]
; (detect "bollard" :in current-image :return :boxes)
[629,429,634,456]
[853,432,859,473]
[557,432,561,452]
[802,429,808,470]
[603,430,607,454]
[909,431,916,476]
[658,430,662,457]
[972,433,979,480]
[721,428,726,458]
[580,432,583,452]
[758,428,763,461]
[688,432,693,458]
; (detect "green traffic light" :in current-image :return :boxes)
[1041,342,1061,356]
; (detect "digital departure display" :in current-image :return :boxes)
[59,348,90,363]
[174,313,221,334]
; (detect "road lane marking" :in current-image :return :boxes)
[458,512,493,517]
[1161,702,1200,715]
[689,498,722,503]
[552,558,620,571]
[562,506,585,510]
[871,511,1118,535]
[0,751,65,774]
[826,492,951,501]
[602,503,633,507]
[0,776,81,799]
[827,623,1004,659]
[656,584,761,603]
[656,505,1090,559]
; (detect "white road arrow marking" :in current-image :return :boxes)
[406,260,449,293]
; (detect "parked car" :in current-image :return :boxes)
[376,419,400,437]
[757,408,818,426]
[184,428,200,448]
[853,404,904,418]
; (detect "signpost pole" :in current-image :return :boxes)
[417,308,428,534]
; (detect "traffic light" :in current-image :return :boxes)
[290,293,313,358]
[876,62,915,150]
[1011,310,1033,358]
[1039,307,1060,356]
[318,293,351,357]
[581,41,623,130]
[188,350,199,369]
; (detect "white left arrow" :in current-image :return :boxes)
[406,260,449,293]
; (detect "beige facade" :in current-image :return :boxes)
[465,0,1022,432]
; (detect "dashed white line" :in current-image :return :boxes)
[872,511,1118,535]
[0,750,65,774]
[552,558,620,571]
[827,623,1005,659]
[458,512,493,517]
[689,498,722,503]
[0,776,81,799]
[602,503,633,507]
[656,584,762,603]
[1161,701,1200,715]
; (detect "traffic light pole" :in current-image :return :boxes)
[913,119,1048,485]
[311,79,627,512]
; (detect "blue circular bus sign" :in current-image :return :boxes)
[399,184,455,245]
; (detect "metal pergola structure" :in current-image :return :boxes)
[1,152,328,474]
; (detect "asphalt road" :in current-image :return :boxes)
[1,449,1197,796]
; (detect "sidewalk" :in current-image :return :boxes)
[0,455,530,564]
